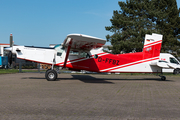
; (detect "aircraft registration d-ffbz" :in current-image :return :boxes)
[6,33,167,81]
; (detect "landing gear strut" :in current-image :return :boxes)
[157,70,166,81]
[45,57,58,81]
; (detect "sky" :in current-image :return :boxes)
[0,0,180,47]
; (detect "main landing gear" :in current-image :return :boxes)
[45,57,60,81]
[45,69,58,81]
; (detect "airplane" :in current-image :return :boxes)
[5,33,179,81]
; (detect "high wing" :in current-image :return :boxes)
[63,34,106,51]
[62,34,106,68]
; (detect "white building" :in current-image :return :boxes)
[0,43,10,56]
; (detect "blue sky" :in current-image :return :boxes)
[0,0,180,46]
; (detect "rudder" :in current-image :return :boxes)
[143,33,163,59]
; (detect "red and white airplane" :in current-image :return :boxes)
[6,33,176,81]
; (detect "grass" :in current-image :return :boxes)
[0,69,46,74]
[0,69,19,74]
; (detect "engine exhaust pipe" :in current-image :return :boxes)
[10,33,13,47]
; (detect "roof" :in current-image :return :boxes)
[0,43,10,45]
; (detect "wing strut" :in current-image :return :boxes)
[63,39,72,68]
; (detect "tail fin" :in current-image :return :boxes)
[143,33,163,59]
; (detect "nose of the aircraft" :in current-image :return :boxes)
[4,47,12,51]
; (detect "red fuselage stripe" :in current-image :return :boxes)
[100,57,159,72]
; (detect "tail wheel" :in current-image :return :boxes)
[45,70,57,81]
[161,76,166,81]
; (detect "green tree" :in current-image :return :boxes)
[106,0,180,58]
[106,0,157,54]
[151,0,180,58]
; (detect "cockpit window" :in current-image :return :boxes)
[70,51,79,55]
[80,52,88,58]
[54,44,64,56]
[170,57,179,64]
[69,51,90,58]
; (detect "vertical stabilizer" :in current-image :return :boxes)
[143,33,163,59]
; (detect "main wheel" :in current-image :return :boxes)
[45,70,57,81]
[173,68,180,75]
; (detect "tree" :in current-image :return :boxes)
[151,0,180,58]
[106,0,180,58]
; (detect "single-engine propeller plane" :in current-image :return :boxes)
[5,33,180,81]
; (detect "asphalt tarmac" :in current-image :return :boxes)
[0,73,180,120]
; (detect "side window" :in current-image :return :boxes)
[69,51,90,58]
[70,51,78,55]
[170,57,179,64]
[159,60,168,63]
[57,52,62,56]
[79,52,90,58]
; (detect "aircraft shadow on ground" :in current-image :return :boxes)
[21,75,114,84]
[70,75,114,84]
[70,75,174,83]
[21,74,174,83]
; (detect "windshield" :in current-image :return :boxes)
[170,57,179,64]
[54,44,64,56]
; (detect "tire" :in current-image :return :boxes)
[45,70,57,81]
[161,76,166,81]
[173,68,180,75]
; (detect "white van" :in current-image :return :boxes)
[159,53,180,74]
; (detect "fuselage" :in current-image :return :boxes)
[7,33,165,74]
[55,46,161,73]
